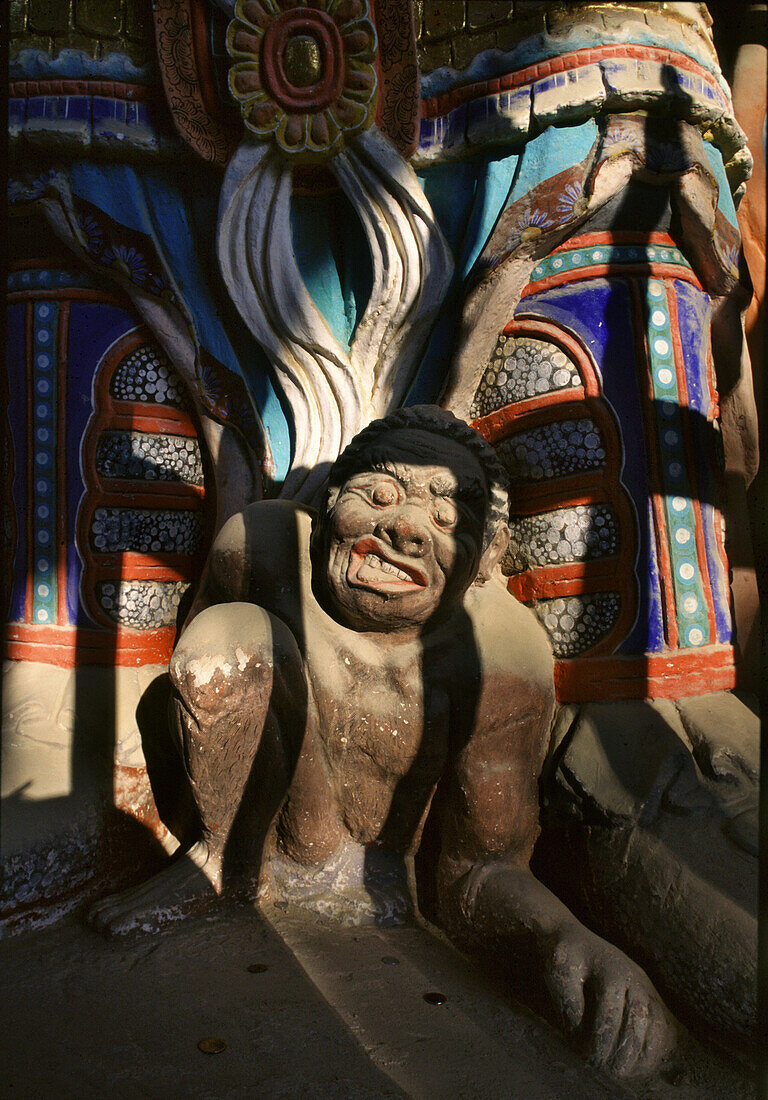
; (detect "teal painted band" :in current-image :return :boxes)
[530,243,692,284]
[31,300,58,626]
[8,269,95,293]
[643,279,710,648]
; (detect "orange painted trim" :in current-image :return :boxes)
[93,487,204,509]
[422,45,726,120]
[472,387,585,438]
[705,344,719,422]
[502,319,602,395]
[704,346,730,584]
[86,554,197,578]
[550,231,680,252]
[106,409,197,435]
[521,263,702,297]
[95,479,204,504]
[77,325,205,629]
[4,624,176,668]
[507,483,614,516]
[472,319,599,437]
[554,646,739,702]
[9,80,150,101]
[476,396,622,476]
[507,560,619,602]
[507,474,608,513]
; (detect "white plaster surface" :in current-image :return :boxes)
[1,660,166,852]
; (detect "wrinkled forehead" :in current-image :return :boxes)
[349,428,487,495]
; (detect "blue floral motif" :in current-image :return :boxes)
[229,399,258,435]
[508,208,554,250]
[77,214,106,258]
[722,242,741,274]
[147,271,175,300]
[645,142,691,173]
[557,181,585,220]
[102,244,150,285]
[198,358,223,404]
[603,125,641,155]
[8,168,62,203]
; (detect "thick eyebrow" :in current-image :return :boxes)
[350,459,485,502]
[367,459,408,483]
[429,474,486,502]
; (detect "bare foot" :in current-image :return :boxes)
[88,841,222,935]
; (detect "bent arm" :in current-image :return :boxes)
[182,499,314,631]
[437,657,676,1078]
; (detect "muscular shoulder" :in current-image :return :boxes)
[454,578,556,774]
[206,500,315,611]
[464,577,554,697]
[441,578,556,862]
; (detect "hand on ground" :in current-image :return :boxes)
[543,924,678,1078]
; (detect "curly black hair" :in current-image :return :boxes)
[323,405,510,548]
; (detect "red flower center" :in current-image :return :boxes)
[261,7,345,113]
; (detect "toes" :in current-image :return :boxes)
[609,994,650,1077]
[543,959,585,1034]
[639,996,679,1075]
[585,984,627,1068]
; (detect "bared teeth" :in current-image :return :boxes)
[363,553,412,583]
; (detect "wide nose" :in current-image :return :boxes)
[375,505,431,556]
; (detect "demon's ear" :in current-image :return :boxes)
[476,523,509,583]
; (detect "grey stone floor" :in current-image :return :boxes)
[1,901,754,1099]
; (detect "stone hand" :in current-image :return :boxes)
[543,924,678,1079]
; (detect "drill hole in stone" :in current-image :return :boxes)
[198,1037,227,1054]
[423,991,447,1005]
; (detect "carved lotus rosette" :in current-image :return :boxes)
[226,0,378,163]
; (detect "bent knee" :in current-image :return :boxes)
[170,602,302,697]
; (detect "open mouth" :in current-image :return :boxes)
[347,538,428,594]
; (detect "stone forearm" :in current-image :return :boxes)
[439,857,584,960]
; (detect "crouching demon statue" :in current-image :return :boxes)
[91,406,677,1078]
[5,0,761,1079]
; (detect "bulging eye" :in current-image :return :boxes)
[371,481,400,507]
[433,499,458,530]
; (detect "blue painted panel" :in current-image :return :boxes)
[6,303,28,623]
[410,148,520,403]
[9,97,25,129]
[517,278,664,654]
[702,141,739,229]
[66,302,137,625]
[62,95,91,122]
[674,280,709,415]
[500,120,599,215]
[70,162,292,482]
[291,188,372,353]
[673,279,732,642]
